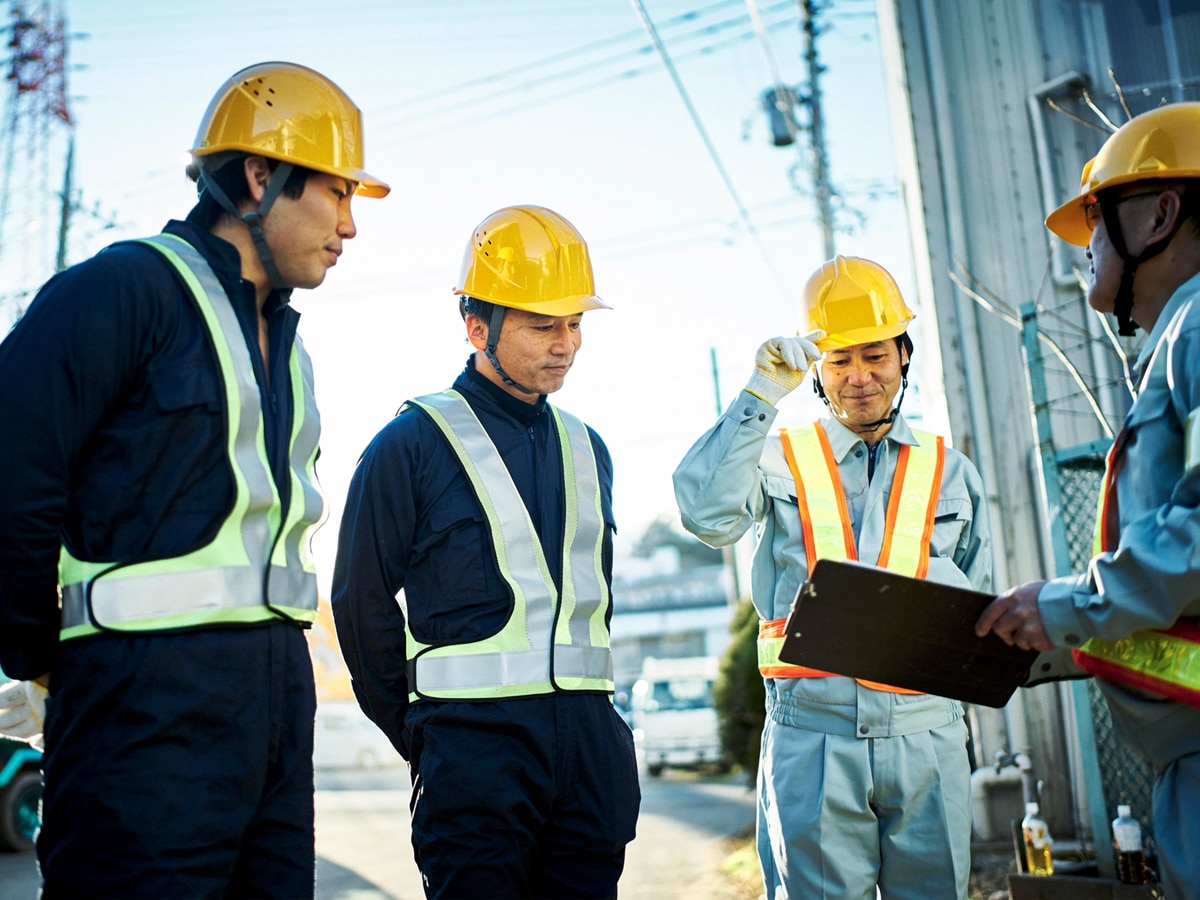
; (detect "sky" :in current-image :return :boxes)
[1,0,921,595]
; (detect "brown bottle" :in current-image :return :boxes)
[1112,804,1148,885]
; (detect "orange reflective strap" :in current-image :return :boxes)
[768,424,946,696]
[756,617,921,693]
[877,434,943,578]
[1073,619,1200,708]
[780,423,856,574]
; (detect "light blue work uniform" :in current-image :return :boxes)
[674,392,991,900]
[1032,273,1200,900]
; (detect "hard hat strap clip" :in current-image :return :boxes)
[483,304,537,396]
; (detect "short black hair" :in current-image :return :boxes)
[1178,180,1200,236]
[185,155,311,229]
[459,295,498,323]
[896,331,913,377]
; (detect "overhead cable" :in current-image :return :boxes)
[371,0,748,115]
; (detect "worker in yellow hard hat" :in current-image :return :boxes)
[0,61,387,896]
[331,206,639,897]
[675,256,991,898]
[978,102,1200,900]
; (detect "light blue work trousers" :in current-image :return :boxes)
[757,714,971,899]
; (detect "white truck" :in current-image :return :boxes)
[631,656,729,777]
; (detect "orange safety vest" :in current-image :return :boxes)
[757,422,945,693]
[1072,429,1200,707]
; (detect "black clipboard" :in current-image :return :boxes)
[777,559,1037,708]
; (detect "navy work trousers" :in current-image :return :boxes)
[406,692,640,899]
[38,621,317,898]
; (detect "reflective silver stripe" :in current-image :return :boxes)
[59,235,319,632]
[1186,407,1200,473]
[146,236,278,564]
[412,648,550,693]
[554,407,609,654]
[63,566,313,627]
[267,563,318,612]
[408,392,553,691]
[556,644,613,681]
[408,391,611,696]
[418,392,556,645]
[274,335,325,574]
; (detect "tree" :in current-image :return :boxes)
[713,597,765,783]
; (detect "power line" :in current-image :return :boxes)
[629,0,791,298]
[373,1,798,135]
[395,15,797,142]
[371,0,748,115]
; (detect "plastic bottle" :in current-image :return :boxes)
[1021,801,1054,876]
[1112,804,1148,885]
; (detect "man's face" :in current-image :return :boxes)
[1084,188,1163,314]
[471,308,584,401]
[262,172,358,290]
[818,339,906,431]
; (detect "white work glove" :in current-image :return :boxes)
[0,679,48,746]
[743,331,824,405]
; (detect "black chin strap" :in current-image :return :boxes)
[1099,192,1183,337]
[812,373,907,433]
[482,305,536,395]
[198,157,295,303]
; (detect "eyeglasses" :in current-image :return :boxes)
[1084,192,1163,231]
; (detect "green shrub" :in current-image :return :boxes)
[713,597,765,782]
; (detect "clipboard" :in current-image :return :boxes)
[777,559,1038,708]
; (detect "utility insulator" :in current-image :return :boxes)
[761,86,799,147]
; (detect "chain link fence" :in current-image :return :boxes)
[1057,456,1158,863]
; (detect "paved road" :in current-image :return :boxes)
[0,766,756,899]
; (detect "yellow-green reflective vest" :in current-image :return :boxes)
[757,422,944,691]
[1074,413,1200,707]
[59,234,324,639]
[405,390,612,701]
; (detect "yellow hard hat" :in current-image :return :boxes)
[453,206,611,316]
[192,61,389,199]
[802,256,914,352]
[1046,102,1200,246]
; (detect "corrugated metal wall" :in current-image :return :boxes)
[874,0,1168,843]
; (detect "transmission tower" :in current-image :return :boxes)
[1,0,73,324]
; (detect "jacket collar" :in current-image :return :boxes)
[820,413,916,464]
[457,356,549,428]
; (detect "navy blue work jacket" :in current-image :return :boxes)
[331,359,617,756]
[0,210,303,680]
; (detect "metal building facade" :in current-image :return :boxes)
[877,0,1200,853]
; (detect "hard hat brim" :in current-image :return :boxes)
[350,171,390,198]
[816,320,910,353]
[452,290,611,317]
[1045,195,1092,247]
[1046,172,1200,247]
[192,145,390,199]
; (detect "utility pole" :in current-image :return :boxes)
[1,1,74,321]
[751,0,837,259]
[56,133,73,272]
[800,0,836,260]
[710,346,743,603]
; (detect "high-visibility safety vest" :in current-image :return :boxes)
[59,234,324,639]
[404,390,613,702]
[758,422,944,693]
[1072,412,1200,707]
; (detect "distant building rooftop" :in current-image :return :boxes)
[612,564,729,613]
